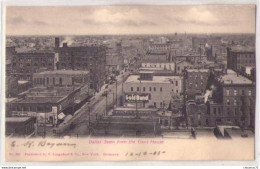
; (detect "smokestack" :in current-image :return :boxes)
[55,37,60,52]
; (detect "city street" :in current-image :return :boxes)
[61,71,129,137]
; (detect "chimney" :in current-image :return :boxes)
[55,37,60,51]
[63,43,68,47]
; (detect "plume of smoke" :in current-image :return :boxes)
[204,85,214,103]
[60,36,74,47]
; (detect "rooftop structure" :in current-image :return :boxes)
[218,69,253,85]
[125,75,182,84]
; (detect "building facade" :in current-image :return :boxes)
[124,71,182,109]
[210,69,255,128]
[185,69,210,99]
[11,50,55,81]
[227,47,255,72]
[33,70,90,87]
[57,42,106,92]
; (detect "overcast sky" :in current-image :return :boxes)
[6,5,256,35]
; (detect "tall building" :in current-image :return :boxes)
[11,50,55,81]
[57,41,106,92]
[227,47,255,72]
[185,69,210,99]
[209,69,255,128]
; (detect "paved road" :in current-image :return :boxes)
[61,71,129,137]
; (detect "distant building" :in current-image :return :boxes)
[124,71,182,109]
[227,47,255,72]
[185,69,210,99]
[192,36,221,49]
[57,41,106,92]
[209,69,255,128]
[11,50,55,81]
[175,60,193,74]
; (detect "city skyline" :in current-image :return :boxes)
[6,5,256,35]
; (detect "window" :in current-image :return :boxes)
[242,90,245,95]
[154,102,157,108]
[234,99,237,106]
[47,77,49,84]
[59,77,62,85]
[235,108,238,115]
[214,108,217,115]
[160,87,162,92]
[227,99,230,105]
[160,102,163,108]
[131,87,133,92]
[143,87,145,92]
[248,90,252,96]
[137,87,139,91]
[234,90,237,96]
[149,87,152,92]
[226,90,230,96]
[176,81,178,86]
[154,87,156,91]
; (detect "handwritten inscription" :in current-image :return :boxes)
[11,140,77,149]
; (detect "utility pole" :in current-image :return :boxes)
[44,108,46,138]
[88,106,91,135]
[105,91,108,116]
[113,92,115,110]
[115,80,118,106]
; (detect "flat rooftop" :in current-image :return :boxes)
[6,117,32,123]
[125,75,182,84]
[186,69,209,73]
[230,46,255,53]
[18,86,79,98]
[218,69,253,85]
[35,70,89,75]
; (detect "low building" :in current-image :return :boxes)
[33,70,90,87]
[124,71,182,109]
[186,98,209,127]
[6,117,35,137]
[8,86,83,127]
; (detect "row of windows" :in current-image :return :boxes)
[130,87,180,94]
[226,89,252,96]
[213,107,253,115]
[34,77,63,85]
[14,105,52,112]
[226,98,253,106]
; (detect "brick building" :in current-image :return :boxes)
[227,47,255,72]
[57,42,106,92]
[11,50,55,81]
[124,71,182,109]
[209,69,255,128]
[33,70,90,87]
[185,69,210,99]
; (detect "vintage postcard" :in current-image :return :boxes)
[4,5,256,162]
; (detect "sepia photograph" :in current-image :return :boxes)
[3,4,257,162]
